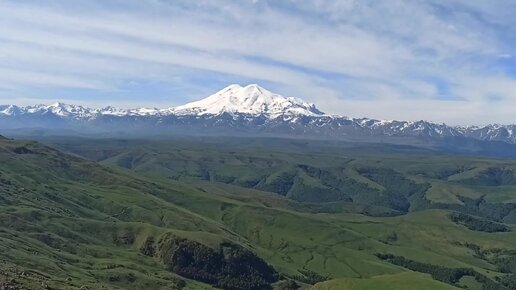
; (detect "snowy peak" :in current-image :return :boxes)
[0,105,23,116]
[23,103,95,118]
[171,84,325,117]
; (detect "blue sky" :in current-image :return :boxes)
[0,0,515,125]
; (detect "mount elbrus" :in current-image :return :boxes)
[0,84,515,145]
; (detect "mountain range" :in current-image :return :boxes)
[1,84,515,145]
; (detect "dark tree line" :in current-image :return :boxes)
[449,212,509,233]
[376,253,509,290]
[291,269,330,285]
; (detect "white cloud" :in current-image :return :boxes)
[0,0,514,125]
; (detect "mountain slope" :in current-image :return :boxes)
[0,138,281,290]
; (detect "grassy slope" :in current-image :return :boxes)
[311,272,460,290]
[0,139,225,289]
[1,137,516,289]
[195,182,516,279]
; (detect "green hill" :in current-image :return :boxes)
[1,136,516,289]
[0,139,274,289]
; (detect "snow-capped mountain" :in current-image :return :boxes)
[29,102,95,118]
[1,84,516,147]
[171,84,324,117]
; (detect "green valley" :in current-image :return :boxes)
[1,136,516,289]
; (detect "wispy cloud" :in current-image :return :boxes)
[0,0,514,125]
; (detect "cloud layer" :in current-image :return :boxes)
[0,0,515,125]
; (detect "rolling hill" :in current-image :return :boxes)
[0,135,515,289]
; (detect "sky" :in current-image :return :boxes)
[0,0,515,125]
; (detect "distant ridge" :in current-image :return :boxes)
[0,84,515,146]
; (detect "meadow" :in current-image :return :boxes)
[1,135,515,289]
